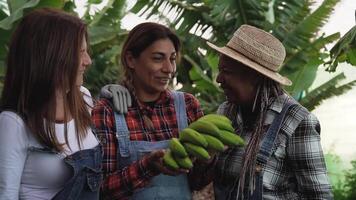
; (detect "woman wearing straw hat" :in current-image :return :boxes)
[189,24,333,199]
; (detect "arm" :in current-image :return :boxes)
[0,112,28,200]
[287,113,333,199]
[92,99,160,199]
[184,93,204,124]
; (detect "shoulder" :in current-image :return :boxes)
[92,98,114,117]
[169,91,200,107]
[281,100,319,136]
[183,92,199,104]
[0,111,26,128]
[0,111,29,144]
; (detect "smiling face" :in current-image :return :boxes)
[127,38,177,101]
[76,36,92,86]
[216,55,261,106]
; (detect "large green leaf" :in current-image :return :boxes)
[280,0,339,51]
[186,55,222,94]
[326,25,356,72]
[0,0,39,30]
[300,73,356,110]
[0,0,64,30]
[286,57,321,98]
[88,25,119,45]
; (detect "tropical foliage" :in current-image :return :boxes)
[326,25,356,72]
[0,0,356,110]
[131,0,356,112]
[0,0,128,96]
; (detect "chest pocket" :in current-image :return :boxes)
[272,133,288,161]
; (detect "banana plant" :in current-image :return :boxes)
[0,0,68,94]
[0,0,129,96]
[131,0,348,112]
[325,24,356,72]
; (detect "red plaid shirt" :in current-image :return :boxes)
[92,90,203,200]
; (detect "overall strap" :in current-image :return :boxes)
[257,99,296,165]
[171,91,188,132]
[114,112,130,157]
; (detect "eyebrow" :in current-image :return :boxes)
[151,52,177,57]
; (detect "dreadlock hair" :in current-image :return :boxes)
[119,22,181,131]
[237,77,284,198]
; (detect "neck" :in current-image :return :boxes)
[133,83,161,103]
[240,104,259,127]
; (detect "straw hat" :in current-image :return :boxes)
[207,24,292,86]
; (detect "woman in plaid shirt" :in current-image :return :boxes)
[189,25,334,199]
[92,22,204,199]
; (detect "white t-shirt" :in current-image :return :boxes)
[0,87,99,200]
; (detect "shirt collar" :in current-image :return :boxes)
[264,93,291,125]
[131,90,172,111]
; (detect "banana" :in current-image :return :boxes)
[179,128,208,148]
[189,120,221,138]
[169,138,188,157]
[163,150,179,170]
[219,130,246,147]
[201,118,235,133]
[175,156,193,169]
[202,134,225,152]
[199,114,232,125]
[183,142,211,161]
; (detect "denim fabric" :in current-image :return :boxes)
[114,91,192,200]
[51,144,102,200]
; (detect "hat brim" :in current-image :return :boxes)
[207,41,292,86]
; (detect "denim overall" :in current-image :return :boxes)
[27,136,102,200]
[216,99,295,200]
[114,91,192,200]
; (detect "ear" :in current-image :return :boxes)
[125,52,135,69]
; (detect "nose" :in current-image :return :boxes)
[162,59,175,74]
[83,52,92,68]
[216,71,224,84]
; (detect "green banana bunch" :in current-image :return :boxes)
[219,130,245,147]
[200,114,232,125]
[163,114,245,170]
[169,138,188,157]
[179,128,208,148]
[202,118,235,133]
[188,120,221,138]
[183,142,211,161]
[175,156,193,169]
[163,150,179,170]
[201,134,225,152]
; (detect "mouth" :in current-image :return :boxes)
[156,77,171,84]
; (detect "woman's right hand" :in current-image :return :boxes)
[147,150,189,176]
